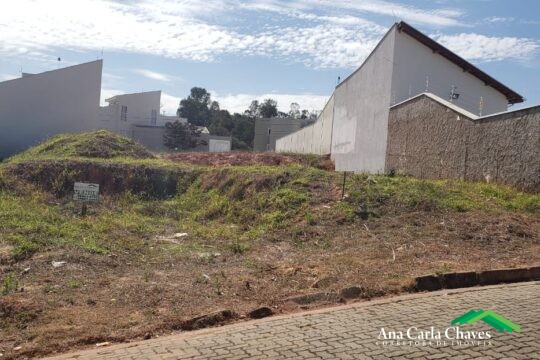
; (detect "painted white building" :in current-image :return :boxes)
[276,21,524,173]
[0,60,103,159]
[99,90,185,138]
[0,60,230,158]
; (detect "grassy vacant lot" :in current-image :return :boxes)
[1,131,539,359]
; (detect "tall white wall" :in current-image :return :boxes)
[391,30,508,116]
[276,94,334,155]
[331,27,397,172]
[0,60,102,158]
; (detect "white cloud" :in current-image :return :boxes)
[160,92,181,116]
[157,91,329,115]
[484,16,515,23]
[434,33,540,62]
[0,0,387,69]
[100,88,125,107]
[102,72,124,81]
[132,69,176,82]
[245,0,465,27]
[0,0,537,70]
[213,92,330,114]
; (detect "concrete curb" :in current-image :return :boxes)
[44,282,538,360]
[415,266,540,291]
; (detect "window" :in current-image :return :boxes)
[151,109,157,125]
[121,105,127,121]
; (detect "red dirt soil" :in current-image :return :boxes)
[162,152,334,170]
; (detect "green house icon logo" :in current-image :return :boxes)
[451,310,521,333]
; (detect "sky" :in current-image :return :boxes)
[1,0,539,115]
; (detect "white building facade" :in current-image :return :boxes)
[99,90,184,138]
[0,60,230,158]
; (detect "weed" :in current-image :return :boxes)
[243,258,258,270]
[229,241,249,254]
[42,284,55,294]
[262,210,288,230]
[213,276,224,295]
[1,273,18,295]
[435,263,453,276]
[144,270,151,283]
[68,279,82,289]
[305,211,317,225]
[334,202,356,223]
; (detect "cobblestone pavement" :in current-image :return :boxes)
[47,282,539,359]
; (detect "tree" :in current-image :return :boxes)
[289,102,301,119]
[231,113,255,149]
[208,109,234,136]
[163,121,206,150]
[177,87,212,127]
[209,100,220,112]
[259,98,278,118]
[244,100,260,118]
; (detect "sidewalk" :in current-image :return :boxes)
[46,282,540,359]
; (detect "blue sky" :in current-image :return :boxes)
[1,0,539,114]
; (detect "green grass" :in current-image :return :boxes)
[0,149,537,262]
[344,174,539,214]
[305,211,317,225]
[1,273,18,295]
[0,163,319,259]
[229,241,250,254]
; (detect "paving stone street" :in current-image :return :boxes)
[47,282,539,359]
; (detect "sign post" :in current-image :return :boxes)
[73,182,99,215]
[341,172,348,200]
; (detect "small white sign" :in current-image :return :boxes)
[73,182,99,202]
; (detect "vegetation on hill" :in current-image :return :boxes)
[8,130,155,161]
[1,155,537,261]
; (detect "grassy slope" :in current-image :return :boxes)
[7,130,154,162]
[2,130,536,257]
[0,131,538,358]
[1,162,538,261]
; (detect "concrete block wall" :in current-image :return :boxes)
[386,94,540,191]
[276,95,334,155]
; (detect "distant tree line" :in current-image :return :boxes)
[165,87,320,151]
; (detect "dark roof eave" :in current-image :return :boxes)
[397,21,524,104]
